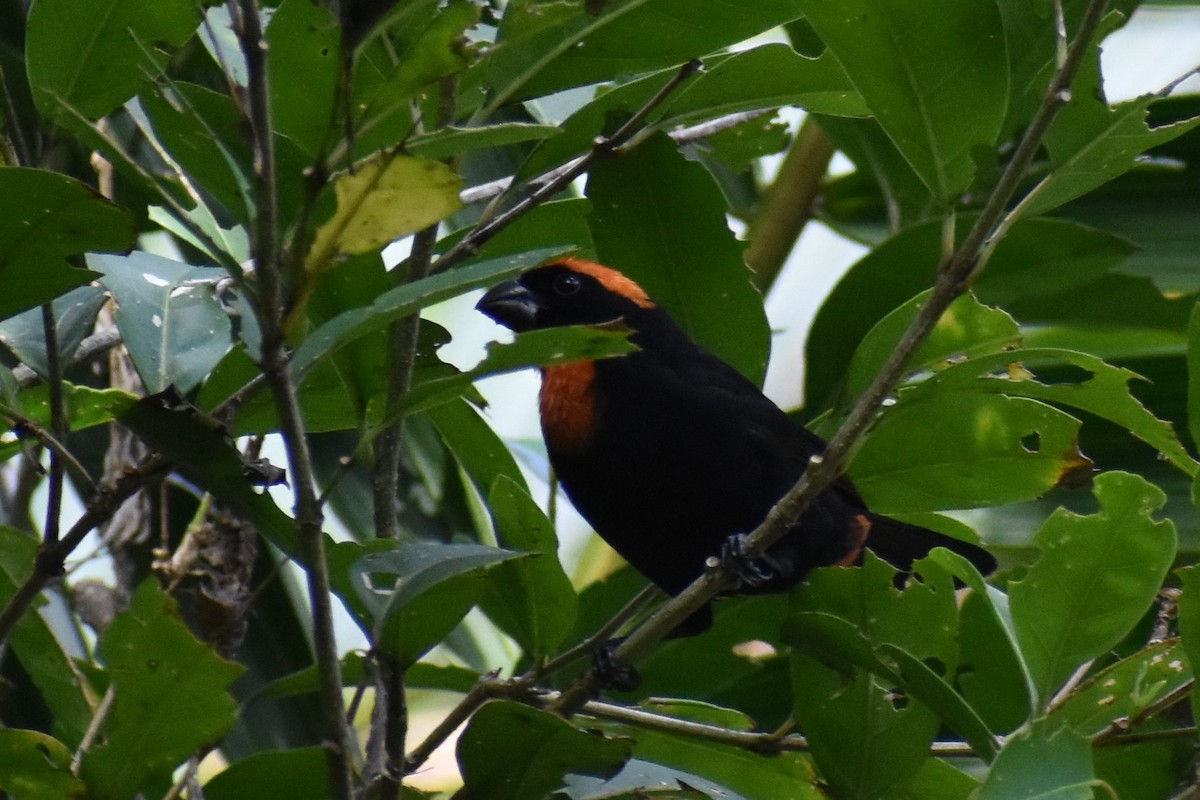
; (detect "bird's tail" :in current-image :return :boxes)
[864,513,997,578]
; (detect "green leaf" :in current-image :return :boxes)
[82,580,243,800]
[0,729,86,800]
[818,114,937,233]
[1010,471,1176,706]
[305,153,463,276]
[521,44,865,184]
[203,747,332,800]
[796,0,1007,200]
[0,529,93,748]
[784,554,959,799]
[585,724,824,800]
[484,0,804,113]
[0,384,137,465]
[929,548,1038,727]
[350,0,478,157]
[898,757,979,800]
[427,398,528,504]
[138,82,255,223]
[476,476,577,659]
[915,348,1199,478]
[0,168,133,322]
[1048,639,1192,737]
[784,610,998,762]
[88,252,234,394]
[665,43,868,121]
[456,700,632,800]
[851,393,1088,513]
[976,720,1094,800]
[840,290,1022,412]
[587,132,770,384]
[26,0,200,121]
[266,0,340,158]
[291,246,572,380]
[0,286,106,378]
[350,541,529,666]
[1016,33,1200,220]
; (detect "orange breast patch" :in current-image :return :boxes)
[540,361,598,454]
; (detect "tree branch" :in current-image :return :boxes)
[550,0,1112,716]
[0,454,169,646]
[231,0,353,796]
[744,117,835,291]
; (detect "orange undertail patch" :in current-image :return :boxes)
[541,361,599,453]
[550,257,655,309]
[835,513,872,567]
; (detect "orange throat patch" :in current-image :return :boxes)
[540,361,598,454]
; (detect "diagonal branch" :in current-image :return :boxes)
[551,0,1112,715]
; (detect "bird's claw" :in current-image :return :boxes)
[592,640,641,692]
[718,533,781,589]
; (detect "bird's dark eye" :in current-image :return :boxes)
[554,273,583,296]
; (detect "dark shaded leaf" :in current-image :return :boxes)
[204,747,332,800]
[26,0,200,121]
[0,168,132,322]
[456,700,632,800]
[588,133,770,384]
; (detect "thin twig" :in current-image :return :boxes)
[40,304,66,546]
[457,109,773,207]
[530,583,661,679]
[71,684,116,774]
[403,671,502,774]
[0,64,32,165]
[550,0,1112,717]
[0,405,96,493]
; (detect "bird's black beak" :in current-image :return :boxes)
[476,279,540,332]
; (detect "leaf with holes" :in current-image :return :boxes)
[914,347,1198,478]
[784,554,960,799]
[1010,471,1176,706]
[851,392,1089,513]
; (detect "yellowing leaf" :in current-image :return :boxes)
[305,153,462,274]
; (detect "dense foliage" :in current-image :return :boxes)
[0,0,1199,798]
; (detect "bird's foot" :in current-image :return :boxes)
[592,640,641,692]
[715,533,785,590]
